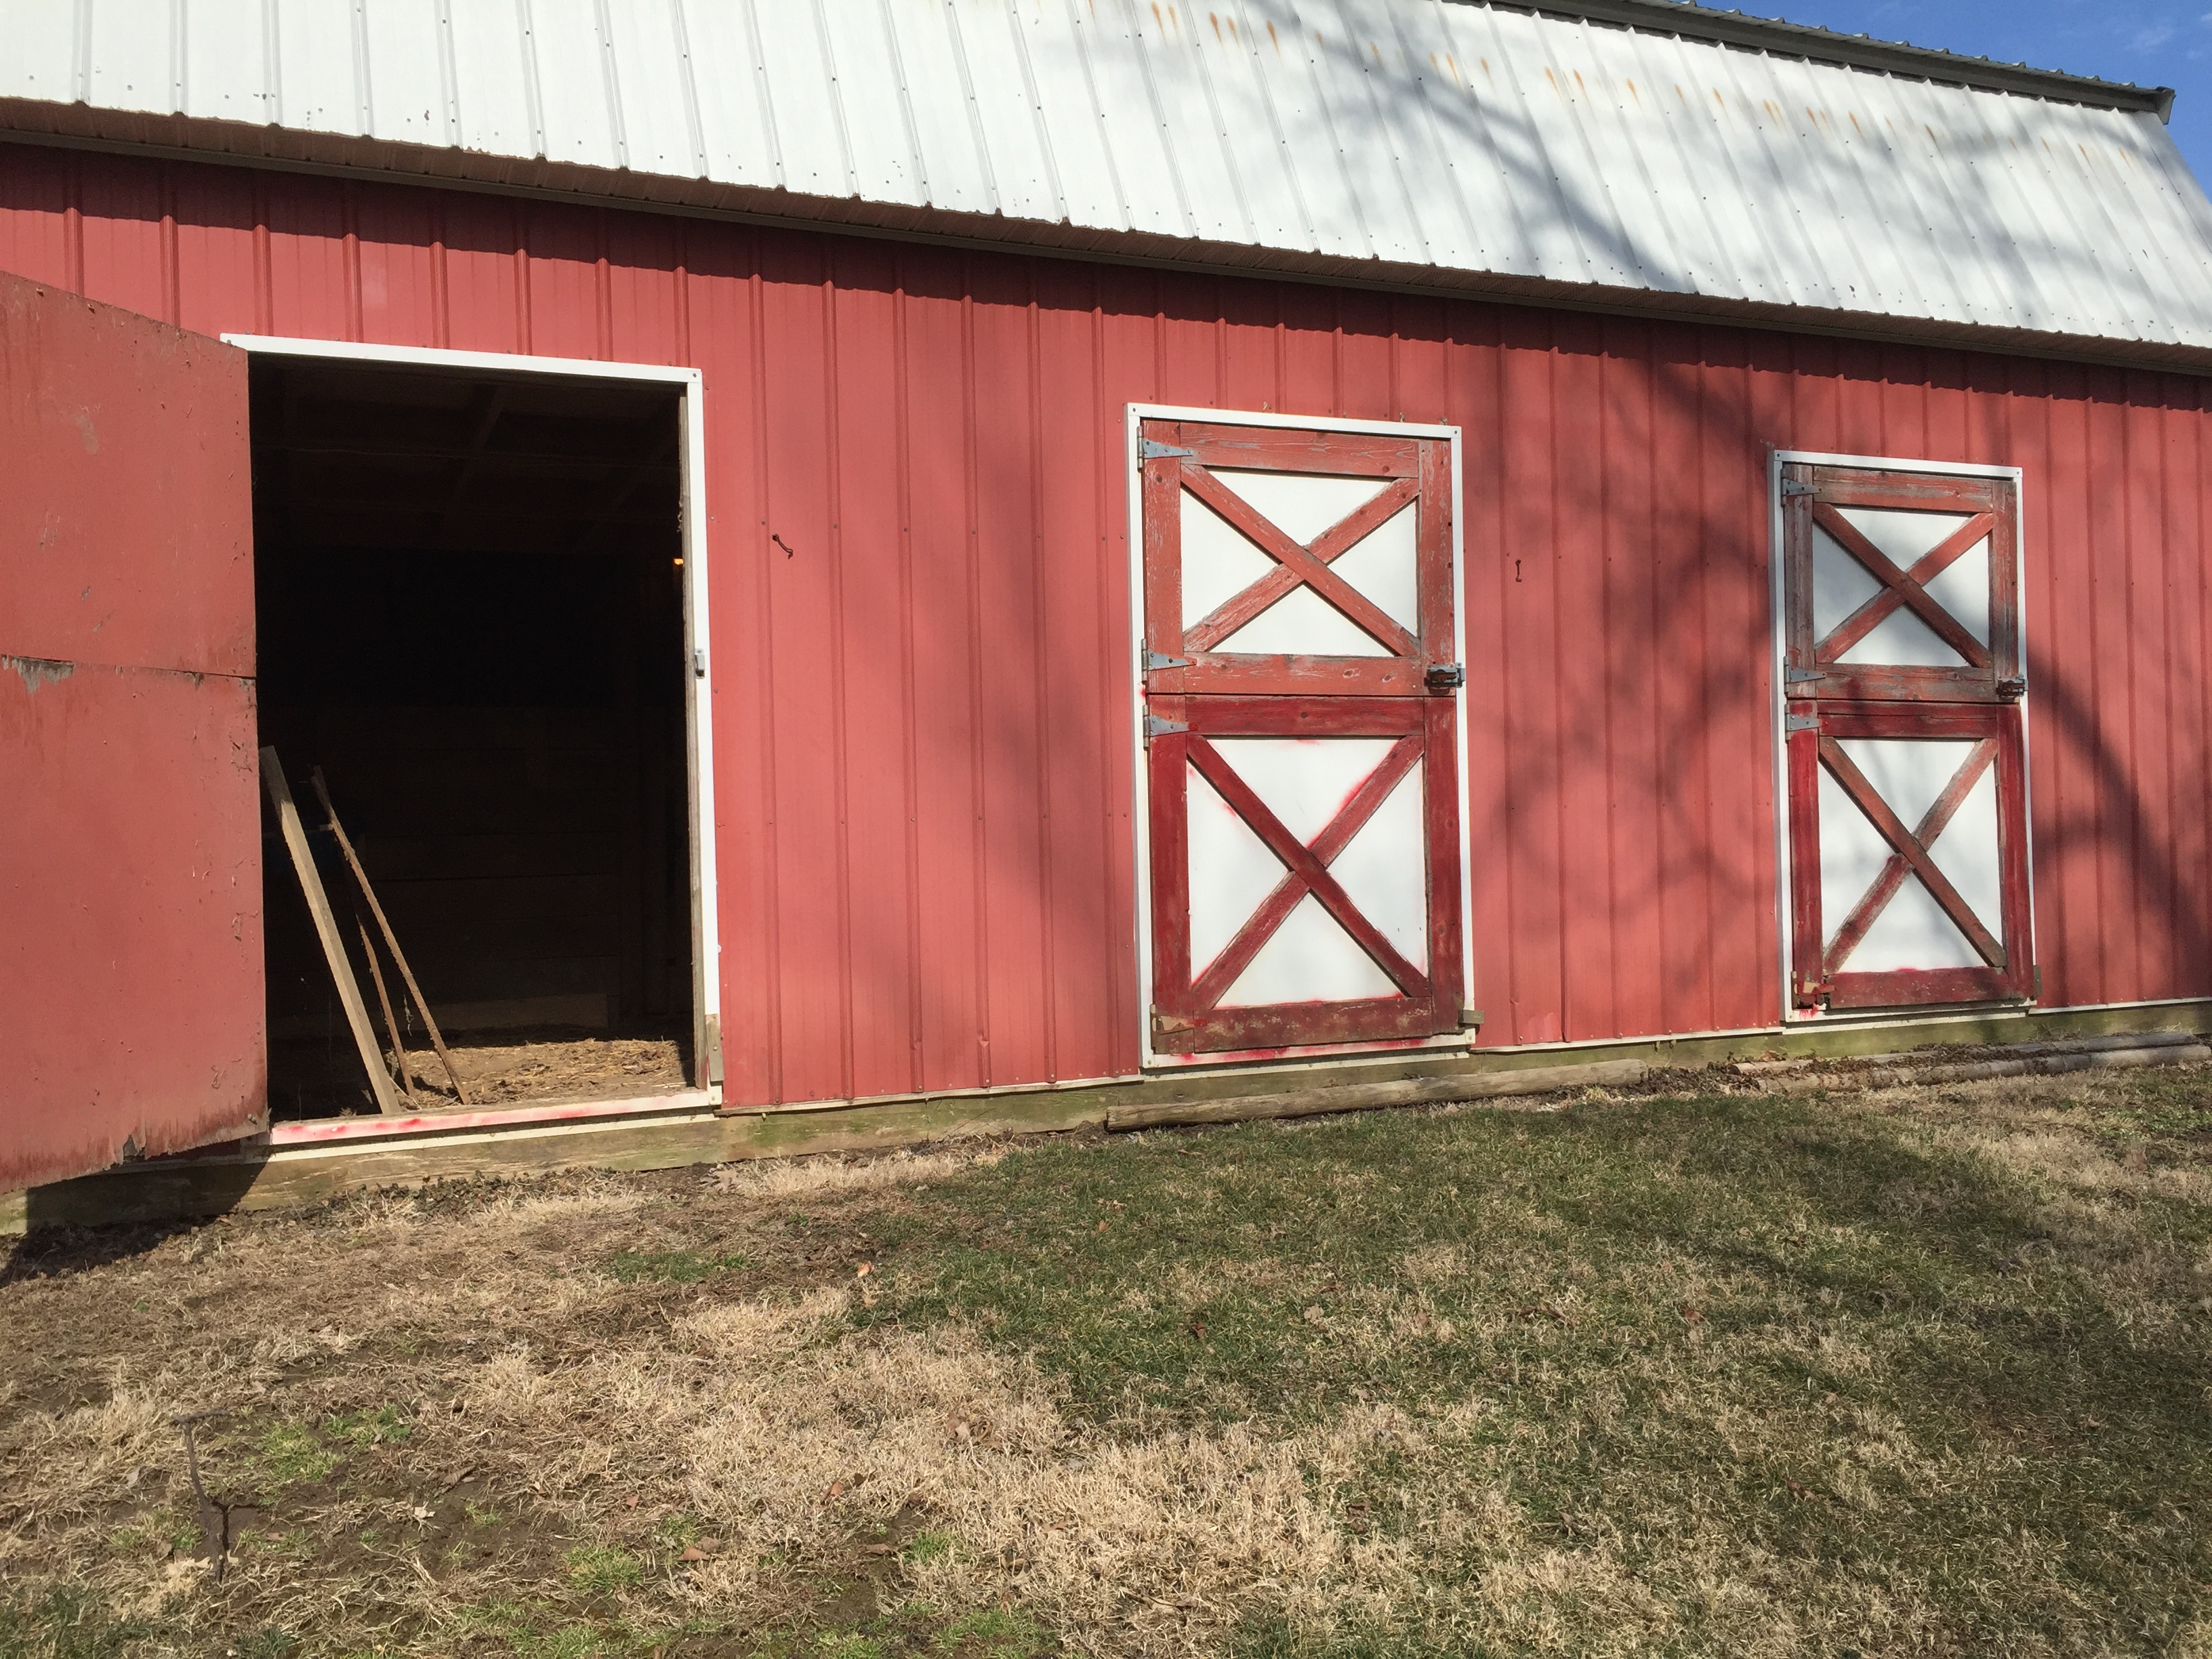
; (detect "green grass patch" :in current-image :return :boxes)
[254,1422,342,1488]
[0,1583,169,1659]
[601,1248,748,1284]
[325,1404,410,1448]
[562,1543,645,1595]
[863,1089,2212,1652]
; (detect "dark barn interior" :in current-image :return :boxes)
[251,355,693,1118]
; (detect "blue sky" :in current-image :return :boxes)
[1755,1,2212,178]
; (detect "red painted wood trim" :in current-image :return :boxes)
[1992,707,2034,1000]
[1174,422,1420,478]
[1145,694,1193,1017]
[1815,663,2001,703]
[1786,724,1824,1008]
[1156,995,1444,1054]
[1140,419,1185,664]
[1416,438,1456,669]
[1828,966,2017,1009]
[1811,468,2004,513]
[1181,695,1430,736]
[1422,693,1466,1027]
[1172,656,1427,695]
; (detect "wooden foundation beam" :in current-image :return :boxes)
[1105,1059,1645,1130]
[7,1001,2212,1235]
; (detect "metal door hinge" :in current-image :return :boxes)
[1145,714,1189,739]
[693,647,707,678]
[1782,480,1816,498]
[1141,439,1195,460]
[1996,674,2028,699]
[1425,662,1465,691]
[1786,712,1820,733]
[1784,667,1823,684]
[1143,649,1193,671]
[1459,1006,1485,1030]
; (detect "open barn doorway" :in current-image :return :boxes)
[248,349,704,1120]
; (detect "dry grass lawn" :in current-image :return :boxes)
[3,1062,2209,1657]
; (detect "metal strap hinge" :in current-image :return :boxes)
[1782,480,1816,498]
[1145,714,1189,739]
[1143,649,1193,671]
[1784,667,1823,684]
[1142,439,1195,460]
[1786,712,1820,733]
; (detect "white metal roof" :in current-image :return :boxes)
[5,0,2212,364]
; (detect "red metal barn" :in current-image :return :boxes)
[6,0,2212,1215]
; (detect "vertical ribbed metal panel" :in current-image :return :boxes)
[6,150,2212,1094]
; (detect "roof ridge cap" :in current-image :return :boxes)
[1469,0,2175,121]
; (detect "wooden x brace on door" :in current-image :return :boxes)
[1814,504,1996,671]
[1183,732,1431,1009]
[1176,464,1422,659]
[1818,735,2004,977]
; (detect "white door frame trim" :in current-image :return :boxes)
[1124,402,1473,1070]
[223,333,723,1101]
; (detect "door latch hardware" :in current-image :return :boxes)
[1144,714,1189,739]
[693,647,707,678]
[1458,1006,1485,1030]
[1786,712,1820,733]
[1141,438,1195,460]
[1995,674,2028,699]
[1143,649,1193,671]
[1781,479,1816,497]
[1425,662,1466,691]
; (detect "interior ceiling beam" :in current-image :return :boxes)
[567,422,682,556]
[258,440,677,473]
[438,384,507,545]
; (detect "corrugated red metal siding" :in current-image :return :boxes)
[5,146,2211,1102]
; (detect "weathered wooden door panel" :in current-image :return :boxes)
[0,271,264,1191]
[1782,462,2032,1013]
[1141,417,1462,1054]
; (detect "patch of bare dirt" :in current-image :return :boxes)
[272,1031,691,1119]
[418,1031,691,1107]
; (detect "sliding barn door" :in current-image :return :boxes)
[1140,417,1464,1054]
[1781,463,2033,1012]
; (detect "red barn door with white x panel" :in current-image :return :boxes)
[1136,415,1467,1057]
[1780,461,2034,1014]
